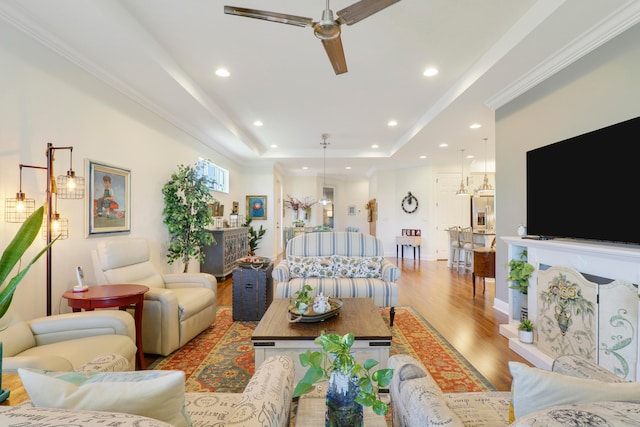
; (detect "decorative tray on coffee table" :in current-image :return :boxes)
[236,256,270,269]
[288,298,343,323]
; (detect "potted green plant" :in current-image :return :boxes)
[162,163,216,272]
[1,206,58,402]
[518,318,534,343]
[291,284,314,313]
[507,250,534,320]
[293,332,394,425]
[242,216,266,256]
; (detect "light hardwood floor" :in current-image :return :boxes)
[216,258,531,391]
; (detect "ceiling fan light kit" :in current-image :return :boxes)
[224,0,401,75]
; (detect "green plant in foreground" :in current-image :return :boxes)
[293,332,394,416]
[518,318,534,332]
[507,250,534,295]
[0,206,58,320]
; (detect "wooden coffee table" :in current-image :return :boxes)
[252,298,392,382]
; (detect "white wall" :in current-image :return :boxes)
[495,22,640,306]
[0,20,255,319]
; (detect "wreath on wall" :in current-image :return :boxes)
[401,192,418,214]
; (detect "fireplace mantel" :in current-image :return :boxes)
[501,236,640,377]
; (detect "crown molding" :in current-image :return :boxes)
[486,1,640,110]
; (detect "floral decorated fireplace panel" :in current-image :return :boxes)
[598,279,638,381]
[537,266,597,362]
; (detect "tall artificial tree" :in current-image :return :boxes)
[162,163,216,273]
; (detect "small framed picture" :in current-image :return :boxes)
[348,205,356,216]
[246,195,267,220]
[86,159,131,236]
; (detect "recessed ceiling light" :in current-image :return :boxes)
[371,144,379,149]
[253,120,263,127]
[423,67,438,77]
[469,123,481,129]
[388,120,398,127]
[419,155,427,159]
[270,144,278,148]
[345,166,352,170]
[467,154,474,159]
[215,68,230,77]
[439,143,448,148]
[302,166,309,170]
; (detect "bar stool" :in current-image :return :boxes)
[447,226,462,268]
[460,227,475,270]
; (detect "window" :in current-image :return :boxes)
[197,158,229,193]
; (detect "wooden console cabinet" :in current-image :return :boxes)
[202,227,249,280]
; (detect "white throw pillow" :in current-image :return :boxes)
[509,361,640,419]
[18,368,191,427]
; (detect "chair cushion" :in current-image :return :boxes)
[96,237,150,270]
[286,231,383,257]
[172,287,216,320]
[0,405,174,426]
[19,368,191,427]
[103,261,165,288]
[17,334,136,371]
[444,391,511,426]
[0,317,36,356]
[509,361,640,419]
[509,401,640,426]
[276,278,398,308]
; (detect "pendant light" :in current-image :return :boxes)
[478,138,494,196]
[318,134,332,206]
[456,149,469,196]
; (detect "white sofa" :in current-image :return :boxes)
[389,353,640,426]
[273,231,400,324]
[0,307,137,371]
[92,237,217,356]
[0,355,295,427]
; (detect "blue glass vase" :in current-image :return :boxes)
[325,372,363,427]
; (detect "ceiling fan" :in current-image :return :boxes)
[224,0,401,75]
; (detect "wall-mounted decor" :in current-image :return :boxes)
[348,205,356,216]
[86,160,130,236]
[246,195,267,220]
[401,191,418,214]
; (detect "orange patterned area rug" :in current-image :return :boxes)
[148,306,495,393]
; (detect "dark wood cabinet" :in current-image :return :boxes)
[472,247,495,297]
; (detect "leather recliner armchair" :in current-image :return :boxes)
[0,307,137,371]
[91,238,217,356]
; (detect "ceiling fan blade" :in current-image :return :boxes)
[224,6,313,27]
[336,0,401,26]
[321,36,348,75]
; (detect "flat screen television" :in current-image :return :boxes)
[526,115,640,245]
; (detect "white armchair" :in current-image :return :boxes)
[0,307,137,371]
[92,238,217,356]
